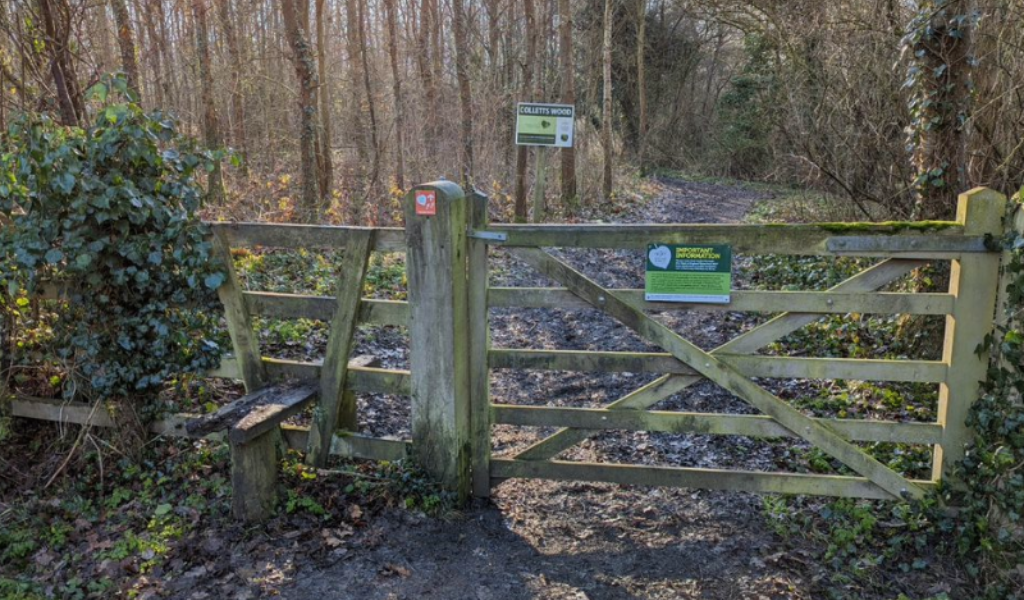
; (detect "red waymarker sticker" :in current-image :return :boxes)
[415,190,437,216]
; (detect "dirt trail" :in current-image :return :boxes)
[280,178,826,600]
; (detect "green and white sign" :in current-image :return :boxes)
[645,244,732,304]
[515,102,575,147]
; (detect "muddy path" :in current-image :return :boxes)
[277,178,835,600]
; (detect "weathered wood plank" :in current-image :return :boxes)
[492,405,943,444]
[468,190,492,498]
[488,349,946,383]
[491,459,936,500]
[405,182,473,499]
[228,381,320,445]
[243,292,409,326]
[488,288,954,315]
[207,222,405,252]
[280,427,410,461]
[308,231,374,467]
[513,247,925,500]
[187,379,317,437]
[933,189,1006,482]
[212,229,267,393]
[490,222,979,257]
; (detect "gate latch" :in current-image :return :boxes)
[467,229,508,243]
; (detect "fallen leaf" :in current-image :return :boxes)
[380,563,411,578]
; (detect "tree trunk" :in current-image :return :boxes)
[215,0,249,175]
[452,0,474,187]
[110,0,141,99]
[636,0,648,175]
[357,0,381,217]
[154,0,176,108]
[139,0,165,108]
[315,0,333,197]
[384,0,405,190]
[602,0,614,202]
[38,0,84,127]
[909,0,974,220]
[558,0,576,208]
[281,0,321,218]
[514,0,537,222]
[345,0,368,167]
[192,0,225,203]
[415,0,438,148]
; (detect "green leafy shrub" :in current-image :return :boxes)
[0,76,223,409]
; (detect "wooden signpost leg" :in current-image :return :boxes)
[532,147,548,223]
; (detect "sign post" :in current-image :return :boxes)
[515,102,575,223]
[645,244,733,304]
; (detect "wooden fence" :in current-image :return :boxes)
[8,183,1021,519]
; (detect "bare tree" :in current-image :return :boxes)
[110,0,140,98]
[514,0,538,221]
[384,0,405,190]
[192,0,225,203]
[315,0,333,197]
[280,0,321,216]
[602,0,614,201]
[636,0,648,175]
[38,0,85,126]
[558,0,576,207]
[215,0,248,174]
[452,0,474,187]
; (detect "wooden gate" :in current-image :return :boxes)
[463,188,1008,501]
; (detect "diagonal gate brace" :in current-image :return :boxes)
[511,248,926,500]
[514,258,928,462]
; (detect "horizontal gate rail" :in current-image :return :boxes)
[491,405,943,444]
[209,357,410,395]
[488,349,947,383]
[490,459,937,500]
[243,292,409,326]
[207,222,405,251]
[489,288,954,315]
[489,222,980,257]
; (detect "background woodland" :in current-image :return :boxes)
[2,0,1024,222]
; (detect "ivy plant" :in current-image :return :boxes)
[946,190,1024,597]
[0,76,224,409]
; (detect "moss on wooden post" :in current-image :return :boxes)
[404,181,472,501]
[933,188,1007,483]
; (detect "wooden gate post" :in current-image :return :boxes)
[467,189,492,498]
[404,181,472,501]
[934,187,1007,483]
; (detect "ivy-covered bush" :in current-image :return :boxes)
[0,77,224,409]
